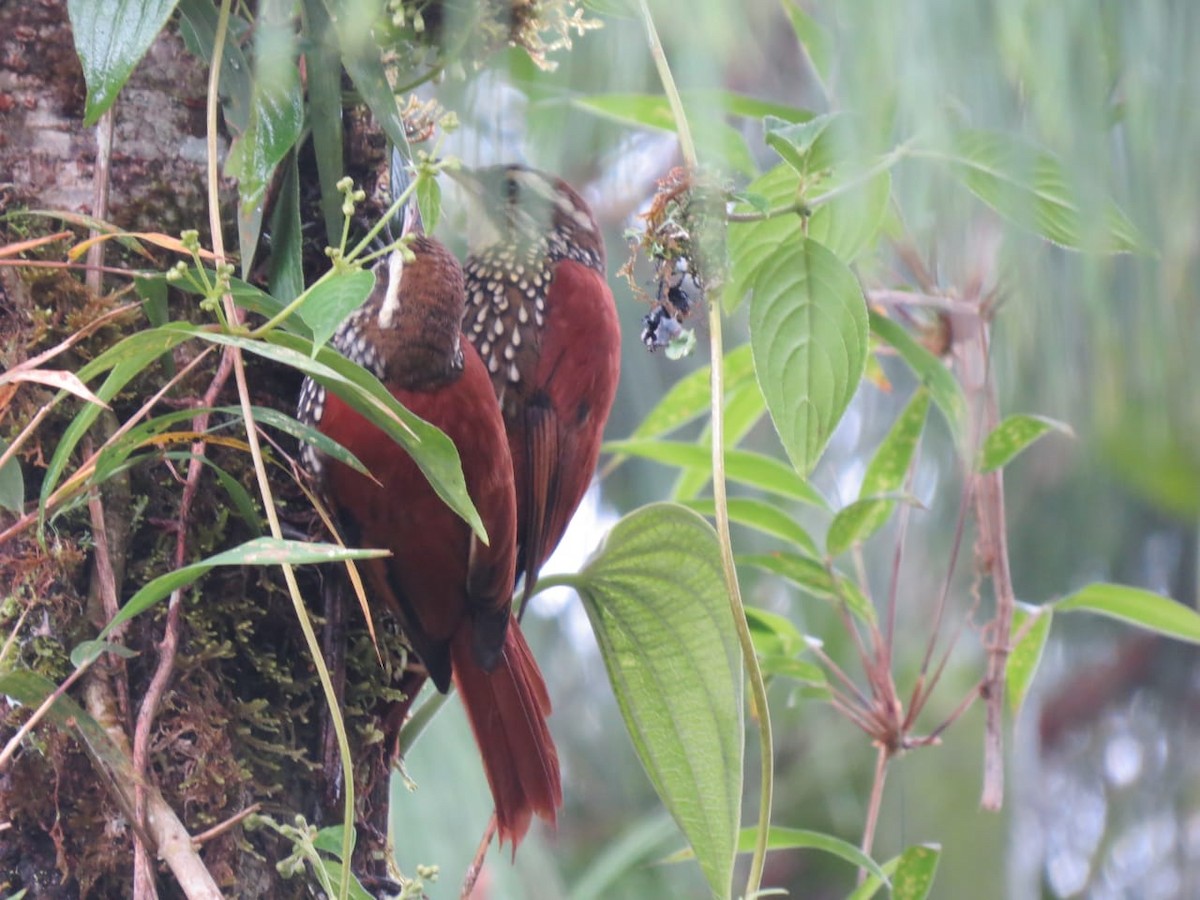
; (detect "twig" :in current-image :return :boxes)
[192,803,262,846]
[858,744,890,884]
[460,816,497,899]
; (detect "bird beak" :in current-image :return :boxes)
[445,165,504,251]
[444,164,485,200]
[390,147,424,238]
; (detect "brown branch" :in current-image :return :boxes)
[132,343,238,897]
[858,744,890,884]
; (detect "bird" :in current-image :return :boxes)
[451,164,621,606]
[295,193,561,849]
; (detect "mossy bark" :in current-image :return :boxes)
[0,2,405,895]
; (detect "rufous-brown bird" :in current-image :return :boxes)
[296,196,561,849]
[452,165,621,603]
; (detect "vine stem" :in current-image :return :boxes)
[202,0,355,893]
[636,2,773,895]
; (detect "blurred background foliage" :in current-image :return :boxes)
[399,0,1200,897]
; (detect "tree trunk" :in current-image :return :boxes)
[0,2,400,895]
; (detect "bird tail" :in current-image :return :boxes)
[451,623,562,850]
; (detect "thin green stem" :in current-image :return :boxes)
[205,3,354,894]
[635,3,773,897]
[637,0,696,171]
[396,687,449,758]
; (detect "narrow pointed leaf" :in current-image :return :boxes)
[68,0,180,125]
[99,537,388,639]
[1055,583,1200,644]
[631,345,756,439]
[741,552,875,624]
[570,503,741,899]
[978,413,1072,472]
[670,378,766,501]
[826,493,920,558]
[943,129,1144,253]
[869,311,967,442]
[1008,604,1052,717]
[663,826,888,884]
[683,497,819,556]
[749,236,868,475]
[827,388,930,553]
[604,440,827,508]
[69,639,138,670]
[782,1,833,89]
[0,442,25,513]
[300,0,345,245]
[260,329,485,541]
[267,151,305,304]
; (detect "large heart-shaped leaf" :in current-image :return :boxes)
[568,503,742,899]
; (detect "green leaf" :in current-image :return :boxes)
[683,497,819,557]
[0,442,24,513]
[571,503,741,898]
[826,493,919,558]
[631,345,756,440]
[416,172,442,234]
[267,151,305,304]
[979,413,1072,472]
[1055,583,1200,644]
[225,0,304,276]
[300,0,346,246]
[69,639,138,669]
[849,844,941,900]
[941,129,1144,253]
[313,824,357,859]
[567,813,682,900]
[177,0,252,133]
[296,269,376,351]
[892,843,941,900]
[163,451,262,535]
[570,91,805,177]
[604,440,828,508]
[98,537,388,639]
[869,311,967,441]
[317,861,375,900]
[1008,604,1052,717]
[230,405,369,476]
[328,0,410,156]
[749,236,868,476]
[741,553,875,624]
[782,1,833,90]
[41,325,198,524]
[826,388,930,554]
[260,329,486,542]
[0,670,145,798]
[68,0,180,125]
[741,552,833,600]
[573,90,811,132]
[862,390,930,497]
[134,274,169,327]
[670,377,766,501]
[743,606,806,658]
[664,826,888,884]
[764,114,836,174]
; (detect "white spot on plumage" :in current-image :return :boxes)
[376,251,405,329]
[488,355,500,374]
